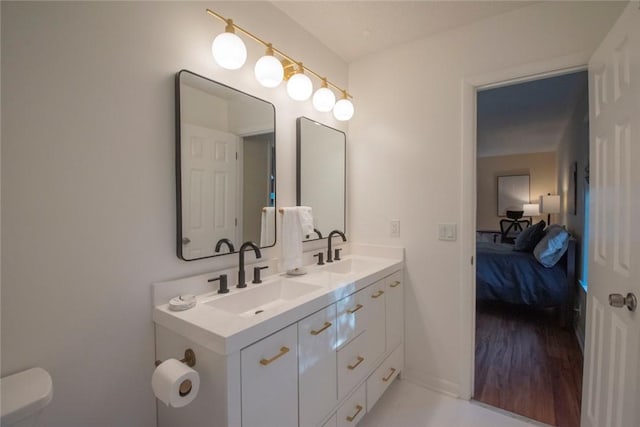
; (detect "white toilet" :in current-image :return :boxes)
[0,367,53,427]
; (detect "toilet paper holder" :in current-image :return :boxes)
[155,348,196,368]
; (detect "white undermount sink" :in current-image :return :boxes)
[205,279,322,318]
[320,257,382,275]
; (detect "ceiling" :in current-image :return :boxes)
[271,1,537,62]
[269,2,594,158]
[477,71,588,158]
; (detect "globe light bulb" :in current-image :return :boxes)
[254,54,284,88]
[211,31,247,70]
[287,73,313,101]
[312,87,336,112]
[333,98,354,121]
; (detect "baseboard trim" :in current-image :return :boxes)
[403,369,460,398]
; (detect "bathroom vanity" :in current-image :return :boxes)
[153,245,404,427]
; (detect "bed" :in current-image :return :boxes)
[476,238,576,322]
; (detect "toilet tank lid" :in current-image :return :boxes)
[1,367,53,425]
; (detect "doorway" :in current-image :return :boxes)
[470,70,589,426]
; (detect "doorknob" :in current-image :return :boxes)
[182,237,191,245]
[608,293,637,312]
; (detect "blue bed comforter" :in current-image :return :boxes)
[476,242,568,307]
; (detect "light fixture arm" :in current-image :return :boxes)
[206,8,353,100]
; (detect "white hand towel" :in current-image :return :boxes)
[298,206,314,237]
[260,207,275,247]
[280,207,303,271]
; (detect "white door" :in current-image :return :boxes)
[582,4,640,427]
[181,124,238,259]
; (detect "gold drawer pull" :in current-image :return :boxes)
[382,367,397,382]
[347,303,363,314]
[259,346,290,366]
[390,281,401,288]
[346,404,363,422]
[371,290,384,299]
[310,321,332,336]
[348,356,365,370]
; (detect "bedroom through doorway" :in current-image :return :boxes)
[473,71,589,427]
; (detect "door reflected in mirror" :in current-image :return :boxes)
[176,70,276,261]
[296,117,346,241]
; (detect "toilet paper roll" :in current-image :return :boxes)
[151,358,200,408]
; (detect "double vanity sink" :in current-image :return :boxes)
[153,245,404,427]
[153,251,400,355]
[206,257,382,317]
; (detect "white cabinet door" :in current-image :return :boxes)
[336,288,369,349]
[365,280,386,366]
[385,272,404,352]
[299,305,338,427]
[241,324,298,427]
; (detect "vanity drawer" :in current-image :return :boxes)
[336,285,370,349]
[337,383,367,427]
[337,331,369,398]
[366,344,403,410]
[298,305,338,427]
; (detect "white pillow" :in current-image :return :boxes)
[533,225,570,268]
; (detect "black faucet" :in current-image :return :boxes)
[214,238,235,253]
[326,230,347,263]
[305,228,324,240]
[208,274,229,294]
[237,241,262,288]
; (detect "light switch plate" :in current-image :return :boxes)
[438,223,457,241]
[390,220,400,237]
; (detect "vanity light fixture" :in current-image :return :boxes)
[207,9,354,119]
[254,44,284,88]
[211,19,247,70]
[312,78,336,112]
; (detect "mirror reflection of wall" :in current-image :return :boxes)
[296,117,346,241]
[177,70,276,261]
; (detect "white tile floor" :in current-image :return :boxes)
[358,379,543,427]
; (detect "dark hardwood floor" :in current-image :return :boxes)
[474,302,583,427]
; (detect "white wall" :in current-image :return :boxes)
[181,85,230,131]
[0,2,347,426]
[348,1,623,395]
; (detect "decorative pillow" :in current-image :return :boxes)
[533,225,570,267]
[514,220,546,252]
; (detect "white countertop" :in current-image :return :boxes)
[153,250,403,355]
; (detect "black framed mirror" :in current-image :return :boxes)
[296,117,346,241]
[176,70,276,261]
